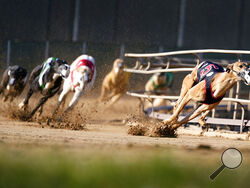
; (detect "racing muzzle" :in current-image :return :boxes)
[60,65,70,78]
[239,69,250,85]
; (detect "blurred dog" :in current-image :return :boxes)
[163,61,250,130]
[19,57,70,118]
[0,65,28,102]
[53,54,96,115]
[144,72,173,108]
[99,58,130,107]
[145,72,173,94]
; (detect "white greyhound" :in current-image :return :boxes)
[53,54,96,115]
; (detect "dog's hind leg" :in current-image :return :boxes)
[38,105,43,116]
[198,110,211,127]
[170,102,219,130]
[173,69,198,113]
[29,96,49,118]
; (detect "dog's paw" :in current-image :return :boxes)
[162,119,171,125]
[151,124,177,138]
[18,100,26,110]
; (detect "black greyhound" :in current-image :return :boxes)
[18,57,70,118]
[0,65,28,102]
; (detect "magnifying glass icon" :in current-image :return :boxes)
[210,148,243,180]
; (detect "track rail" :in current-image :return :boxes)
[125,49,250,58]
[127,92,250,104]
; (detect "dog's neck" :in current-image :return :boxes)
[212,71,239,98]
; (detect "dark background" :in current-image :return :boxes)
[0,0,249,95]
[1,0,249,47]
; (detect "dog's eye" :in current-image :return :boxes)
[239,65,243,68]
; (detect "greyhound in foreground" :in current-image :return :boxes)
[0,65,28,102]
[163,61,250,130]
[19,57,70,118]
[53,54,96,115]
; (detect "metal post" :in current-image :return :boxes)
[212,108,215,118]
[6,40,11,67]
[227,88,234,112]
[233,81,240,119]
[120,43,125,59]
[82,42,87,54]
[177,0,187,48]
[45,41,49,60]
[72,0,80,42]
[159,46,164,53]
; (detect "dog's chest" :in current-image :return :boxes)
[112,73,127,85]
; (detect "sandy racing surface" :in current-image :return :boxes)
[0,97,249,151]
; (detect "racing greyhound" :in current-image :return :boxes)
[53,54,96,115]
[0,65,28,102]
[99,58,130,108]
[163,61,250,130]
[18,57,70,118]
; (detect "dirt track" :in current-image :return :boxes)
[0,97,249,151]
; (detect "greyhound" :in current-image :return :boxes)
[53,54,96,116]
[0,65,28,102]
[99,58,130,108]
[18,57,70,118]
[163,61,250,130]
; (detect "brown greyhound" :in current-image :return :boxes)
[99,58,130,107]
[163,61,250,130]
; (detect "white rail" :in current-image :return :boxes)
[127,92,250,104]
[125,49,250,58]
[124,68,193,74]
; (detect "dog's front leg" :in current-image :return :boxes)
[105,93,122,108]
[163,91,192,125]
[170,102,219,130]
[99,85,108,102]
[53,85,70,115]
[19,88,34,110]
[198,109,211,127]
[173,70,198,113]
[64,88,82,113]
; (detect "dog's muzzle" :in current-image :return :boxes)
[60,65,70,78]
[240,70,250,85]
[8,78,15,86]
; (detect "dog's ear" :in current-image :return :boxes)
[226,64,233,73]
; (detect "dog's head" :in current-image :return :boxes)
[113,58,124,74]
[154,72,167,85]
[8,66,27,86]
[50,58,70,78]
[72,56,95,90]
[226,61,250,85]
